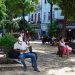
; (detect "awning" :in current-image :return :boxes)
[66,26,75,29]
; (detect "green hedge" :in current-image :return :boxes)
[0,33,17,47]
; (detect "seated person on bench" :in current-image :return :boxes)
[59,37,72,58]
[14,36,40,72]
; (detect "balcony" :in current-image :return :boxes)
[37,20,41,24]
[30,21,36,24]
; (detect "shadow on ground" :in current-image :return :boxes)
[0,43,75,75]
[32,43,75,75]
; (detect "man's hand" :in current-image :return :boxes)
[15,48,29,53]
[21,49,28,52]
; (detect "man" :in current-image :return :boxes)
[14,37,40,72]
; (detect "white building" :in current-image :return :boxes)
[29,0,64,38]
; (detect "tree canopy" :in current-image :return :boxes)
[6,0,39,18]
[5,0,39,32]
[0,0,6,21]
[48,0,75,20]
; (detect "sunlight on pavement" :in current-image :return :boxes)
[46,67,75,75]
[30,41,42,44]
[60,57,75,63]
[33,49,46,54]
[0,54,5,58]
[68,57,75,62]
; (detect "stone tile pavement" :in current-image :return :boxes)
[0,41,75,75]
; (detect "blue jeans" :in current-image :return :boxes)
[19,53,37,69]
[29,46,38,60]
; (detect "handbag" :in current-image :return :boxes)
[7,49,20,59]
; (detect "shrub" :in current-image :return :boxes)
[48,20,58,37]
[0,33,17,47]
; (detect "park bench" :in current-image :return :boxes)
[41,36,52,44]
[66,42,75,53]
[0,46,12,56]
[0,46,37,64]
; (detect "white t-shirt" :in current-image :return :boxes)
[14,41,29,54]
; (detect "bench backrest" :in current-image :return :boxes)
[0,46,13,54]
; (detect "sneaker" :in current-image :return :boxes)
[24,67,27,71]
[34,68,40,72]
[24,68,27,71]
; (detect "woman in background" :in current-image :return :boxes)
[59,37,72,58]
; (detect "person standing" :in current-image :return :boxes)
[25,31,30,44]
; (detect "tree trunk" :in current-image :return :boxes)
[22,8,26,32]
[10,19,13,33]
[62,12,67,37]
[62,18,66,37]
[61,0,67,37]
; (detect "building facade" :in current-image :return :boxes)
[28,0,64,39]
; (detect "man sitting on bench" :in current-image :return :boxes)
[14,36,40,72]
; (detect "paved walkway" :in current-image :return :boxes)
[0,41,75,75]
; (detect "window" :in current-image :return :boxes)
[45,0,47,4]
[35,14,36,22]
[52,11,55,19]
[44,12,46,21]
[31,14,33,21]
[38,13,40,21]
[37,13,41,24]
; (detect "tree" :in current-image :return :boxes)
[48,0,75,36]
[18,19,35,35]
[48,0,75,20]
[0,0,6,34]
[48,20,58,37]
[6,0,39,31]
[47,0,53,25]
[15,0,39,31]
[0,0,6,21]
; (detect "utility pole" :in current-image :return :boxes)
[50,2,53,25]
[47,0,53,25]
